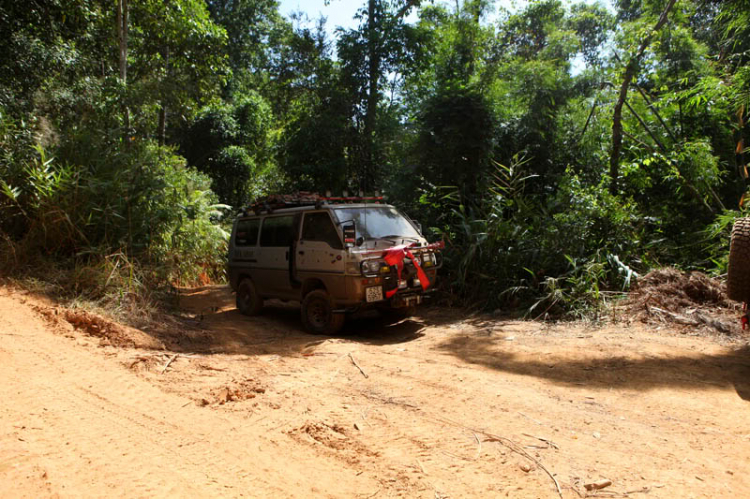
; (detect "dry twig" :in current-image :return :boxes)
[349,353,369,378]
[435,416,563,499]
[522,432,560,450]
[161,354,178,374]
[482,435,563,498]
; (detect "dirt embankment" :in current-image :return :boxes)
[2,280,750,498]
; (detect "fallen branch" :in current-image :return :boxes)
[359,391,418,408]
[161,354,178,374]
[434,416,563,499]
[482,435,563,499]
[647,305,732,334]
[352,394,561,497]
[522,432,560,450]
[474,432,482,460]
[197,363,227,372]
[349,353,369,378]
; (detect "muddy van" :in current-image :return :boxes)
[227,194,443,334]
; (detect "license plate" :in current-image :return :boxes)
[366,286,384,303]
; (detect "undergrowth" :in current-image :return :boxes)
[1,127,230,326]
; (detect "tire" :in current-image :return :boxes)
[236,278,263,316]
[728,217,750,303]
[301,290,345,335]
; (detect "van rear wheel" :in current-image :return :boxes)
[236,279,263,316]
[301,290,345,335]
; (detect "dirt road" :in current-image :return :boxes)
[2,285,750,498]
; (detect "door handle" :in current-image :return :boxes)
[298,251,305,255]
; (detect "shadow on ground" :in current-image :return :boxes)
[143,285,428,357]
[436,333,750,401]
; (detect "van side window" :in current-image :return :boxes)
[260,216,295,247]
[302,212,343,249]
[235,219,260,246]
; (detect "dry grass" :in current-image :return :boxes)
[625,268,741,335]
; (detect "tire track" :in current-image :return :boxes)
[0,295,374,498]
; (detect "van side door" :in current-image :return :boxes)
[256,215,297,298]
[296,211,347,300]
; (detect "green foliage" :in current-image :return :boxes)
[414,86,495,198]
[206,0,290,92]
[180,92,278,207]
[567,2,615,67]
[1,138,229,286]
[3,0,750,321]
[206,146,256,208]
[0,0,106,115]
[415,157,644,317]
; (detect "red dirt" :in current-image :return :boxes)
[2,284,750,498]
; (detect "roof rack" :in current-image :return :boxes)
[241,192,384,216]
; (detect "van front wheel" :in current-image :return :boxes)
[301,290,345,335]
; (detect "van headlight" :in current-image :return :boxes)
[422,253,436,267]
[361,260,390,276]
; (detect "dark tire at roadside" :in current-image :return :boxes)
[728,217,750,303]
[301,290,345,335]
[236,279,263,316]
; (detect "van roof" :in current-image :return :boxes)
[236,203,396,219]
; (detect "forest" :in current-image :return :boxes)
[1,0,749,318]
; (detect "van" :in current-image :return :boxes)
[227,194,442,334]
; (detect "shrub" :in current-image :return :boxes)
[1,137,229,288]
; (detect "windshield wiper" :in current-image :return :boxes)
[381,235,418,240]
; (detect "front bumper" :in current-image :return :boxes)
[343,265,438,308]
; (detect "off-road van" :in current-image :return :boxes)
[227,194,443,334]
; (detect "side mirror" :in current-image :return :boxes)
[342,221,356,248]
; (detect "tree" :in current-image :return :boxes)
[337,0,422,191]
[180,92,275,207]
[0,0,106,116]
[205,0,290,96]
[415,87,495,196]
[117,0,130,138]
[609,0,677,193]
[129,0,228,144]
[406,1,497,198]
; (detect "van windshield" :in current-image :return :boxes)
[334,207,421,240]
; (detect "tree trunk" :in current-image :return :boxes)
[362,0,380,192]
[117,0,130,140]
[361,0,421,191]
[635,84,678,142]
[609,0,677,193]
[158,42,170,146]
[117,0,128,83]
[158,105,167,146]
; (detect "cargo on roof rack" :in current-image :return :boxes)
[241,192,384,216]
